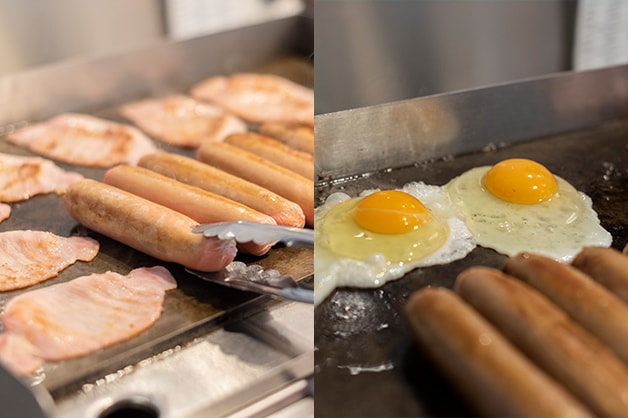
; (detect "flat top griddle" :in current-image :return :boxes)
[0,56,313,403]
[314,118,628,417]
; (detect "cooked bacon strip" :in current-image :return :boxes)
[0,230,99,291]
[190,73,314,126]
[0,153,83,202]
[5,113,157,167]
[1,266,176,368]
[120,95,247,147]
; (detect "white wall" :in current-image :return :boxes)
[314,0,577,114]
[0,0,165,76]
[0,0,305,77]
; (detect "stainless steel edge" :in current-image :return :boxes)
[185,351,313,418]
[52,300,314,418]
[0,15,312,127]
[0,365,55,418]
[315,64,628,181]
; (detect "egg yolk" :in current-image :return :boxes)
[483,158,558,204]
[354,190,432,234]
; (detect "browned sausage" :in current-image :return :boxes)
[103,164,275,256]
[138,152,305,228]
[196,141,313,226]
[224,132,314,180]
[405,287,593,418]
[504,251,628,365]
[259,122,314,155]
[572,246,628,303]
[64,179,236,272]
[455,266,628,417]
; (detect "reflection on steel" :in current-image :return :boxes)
[315,64,628,181]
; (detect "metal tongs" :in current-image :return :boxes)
[188,221,314,303]
[193,220,314,249]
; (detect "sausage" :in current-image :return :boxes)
[196,141,314,226]
[103,164,275,256]
[224,132,314,181]
[504,251,628,365]
[405,287,593,418]
[259,122,314,155]
[64,179,236,272]
[455,266,628,417]
[571,246,628,303]
[138,152,305,228]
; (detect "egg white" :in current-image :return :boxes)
[446,166,612,262]
[314,182,476,305]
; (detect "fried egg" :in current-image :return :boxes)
[315,182,475,305]
[446,158,612,262]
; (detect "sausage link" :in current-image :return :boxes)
[405,287,593,418]
[224,132,314,180]
[104,164,275,256]
[455,266,628,417]
[504,251,628,365]
[138,152,305,228]
[196,141,313,226]
[259,122,314,155]
[572,246,628,303]
[64,179,236,272]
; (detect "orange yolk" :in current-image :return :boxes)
[354,190,431,234]
[483,158,558,204]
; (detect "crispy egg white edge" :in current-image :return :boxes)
[314,183,476,305]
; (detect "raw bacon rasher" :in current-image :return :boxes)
[0,230,99,291]
[5,113,157,167]
[0,266,176,375]
[0,152,83,202]
[190,73,314,126]
[0,333,41,376]
[0,204,10,222]
[120,94,247,147]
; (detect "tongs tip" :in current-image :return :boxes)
[194,220,314,249]
[186,262,314,304]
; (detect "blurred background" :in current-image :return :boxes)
[0,0,626,114]
[315,0,628,114]
[0,0,307,76]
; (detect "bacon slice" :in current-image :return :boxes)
[0,231,99,291]
[120,95,247,147]
[190,73,314,126]
[0,266,176,372]
[0,152,83,202]
[0,333,42,376]
[5,113,157,167]
[0,204,10,222]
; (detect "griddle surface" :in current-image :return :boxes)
[0,57,314,399]
[314,119,628,417]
